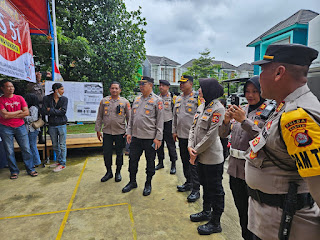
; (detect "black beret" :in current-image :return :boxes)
[178,75,193,83]
[252,44,318,66]
[140,76,154,83]
[159,79,170,86]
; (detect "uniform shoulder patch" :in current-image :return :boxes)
[212,113,221,123]
[281,108,320,177]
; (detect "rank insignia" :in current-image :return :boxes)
[105,101,110,104]
[249,150,258,159]
[259,103,266,110]
[201,116,208,120]
[252,137,260,147]
[206,109,213,113]
[276,101,285,112]
[266,121,272,130]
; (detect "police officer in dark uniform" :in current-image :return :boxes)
[155,79,178,174]
[122,76,164,196]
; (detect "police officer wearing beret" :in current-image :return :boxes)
[173,75,201,202]
[122,76,164,196]
[245,44,320,240]
[95,81,131,183]
[155,79,178,174]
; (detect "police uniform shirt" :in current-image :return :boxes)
[160,92,173,122]
[126,92,164,140]
[188,100,225,165]
[244,84,320,240]
[95,96,131,135]
[219,101,268,180]
[172,91,199,139]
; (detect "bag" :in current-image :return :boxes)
[31,116,45,129]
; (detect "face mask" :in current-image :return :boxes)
[56,91,61,98]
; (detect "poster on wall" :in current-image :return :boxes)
[0,0,35,82]
[45,81,103,122]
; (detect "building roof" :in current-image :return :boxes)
[146,55,180,66]
[247,9,319,46]
[237,63,254,71]
[181,59,238,70]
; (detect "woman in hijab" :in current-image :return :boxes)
[219,76,268,240]
[188,78,225,235]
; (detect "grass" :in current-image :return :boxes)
[67,123,96,134]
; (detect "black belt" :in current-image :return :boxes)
[247,187,314,210]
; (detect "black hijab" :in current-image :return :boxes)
[199,78,224,106]
[244,76,265,113]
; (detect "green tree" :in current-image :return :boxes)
[32,0,147,97]
[183,48,220,88]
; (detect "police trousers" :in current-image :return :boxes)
[157,120,177,162]
[178,138,200,191]
[198,162,225,216]
[129,137,156,181]
[103,133,125,170]
[229,176,253,240]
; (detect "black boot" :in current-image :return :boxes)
[101,171,113,182]
[190,204,211,222]
[170,161,176,174]
[197,215,222,235]
[187,189,200,202]
[143,181,152,196]
[155,159,164,170]
[177,182,192,192]
[122,182,137,193]
[115,166,122,182]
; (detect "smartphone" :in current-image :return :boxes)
[151,143,156,149]
[231,94,240,106]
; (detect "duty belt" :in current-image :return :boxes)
[247,187,314,210]
[229,147,246,159]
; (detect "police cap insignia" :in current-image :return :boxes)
[179,75,193,83]
[252,44,318,66]
[140,76,154,84]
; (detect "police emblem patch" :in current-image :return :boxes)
[249,150,258,159]
[292,129,313,147]
[145,110,150,115]
[266,121,272,130]
[252,137,260,147]
[158,101,163,110]
[212,113,221,123]
[254,120,259,125]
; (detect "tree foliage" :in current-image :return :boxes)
[32,0,147,97]
[182,48,220,89]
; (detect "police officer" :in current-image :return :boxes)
[95,81,131,182]
[188,78,225,235]
[245,44,320,240]
[172,75,200,202]
[155,79,178,174]
[122,76,164,196]
[219,76,268,240]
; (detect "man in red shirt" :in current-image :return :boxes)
[0,80,38,179]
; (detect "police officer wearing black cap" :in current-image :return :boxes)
[172,75,201,202]
[245,44,320,240]
[155,79,178,174]
[122,76,164,196]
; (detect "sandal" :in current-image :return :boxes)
[10,174,18,180]
[29,171,38,177]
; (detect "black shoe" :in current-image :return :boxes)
[197,221,222,235]
[101,172,113,182]
[115,172,122,182]
[177,182,192,192]
[170,162,176,174]
[190,210,211,222]
[143,182,152,196]
[187,190,200,202]
[122,182,137,193]
[155,162,164,170]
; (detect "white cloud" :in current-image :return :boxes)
[125,0,320,66]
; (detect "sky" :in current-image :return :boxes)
[124,0,320,67]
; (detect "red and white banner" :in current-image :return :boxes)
[10,0,49,35]
[0,0,35,82]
